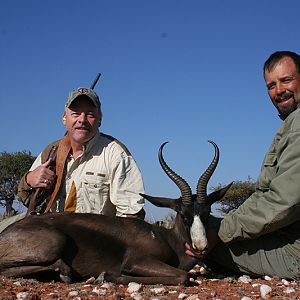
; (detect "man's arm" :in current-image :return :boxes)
[109,147,145,218]
[17,154,43,203]
[219,127,300,244]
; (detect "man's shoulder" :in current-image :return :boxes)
[285,107,300,131]
[100,133,131,156]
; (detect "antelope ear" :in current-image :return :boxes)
[140,193,178,210]
[206,182,233,206]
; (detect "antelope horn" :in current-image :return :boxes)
[196,140,219,202]
[159,142,192,206]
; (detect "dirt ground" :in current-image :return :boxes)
[1,268,300,300]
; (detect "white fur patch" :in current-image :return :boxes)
[190,215,207,250]
[150,231,156,239]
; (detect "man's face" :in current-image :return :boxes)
[63,96,101,146]
[264,57,300,119]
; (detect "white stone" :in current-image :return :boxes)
[241,297,252,300]
[68,290,79,297]
[150,287,166,294]
[92,287,107,296]
[101,282,114,289]
[16,292,29,300]
[281,279,289,286]
[178,293,188,299]
[260,284,272,299]
[85,277,95,284]
[283,287,295,294]
[130,292,143,300]
[263,275,272,281]
[186,295,200,300]
[238,275,252,284]
[127,282,142,293]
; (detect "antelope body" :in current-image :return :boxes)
[0,141,231,285]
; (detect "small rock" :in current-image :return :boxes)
[130,292,143,300]
[92,286,107,296]
[238,275,252,284]
[194,279,202,285]
[283,287,295,294]
[13,281,22,286]
[210,290,217,297]
[101,282,114,289]
[85,276,96,284]
[16,292,29,300]
[189,264,200,273]
[260,284,272,299]
[281,279,290,286]
[241,297,252,300]
[223,276,235,283]
[69,290,79,297]
[127,282,142,293]
[150,287,166,294]
[178,293,188,299]
[263,275,272,281]
[186,295,200,300]
[82,284,92,290]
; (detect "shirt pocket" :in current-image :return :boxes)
[79,173,109,213]
[263,153,277,167]
[259,153,278,191]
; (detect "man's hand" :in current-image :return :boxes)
[185,242,207,260]
[25,159,56,189]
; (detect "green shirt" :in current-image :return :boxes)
[219,105,300,259]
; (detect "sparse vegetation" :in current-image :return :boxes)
[211,177,256,214]
[0,151,35,216]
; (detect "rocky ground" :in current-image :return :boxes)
[1,267,300,300]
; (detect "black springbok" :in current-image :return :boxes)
[0,141,231,285]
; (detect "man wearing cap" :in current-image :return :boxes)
[0,87,145,232]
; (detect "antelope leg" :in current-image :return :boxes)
[101,257,190,285]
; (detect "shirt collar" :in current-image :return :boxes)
[83,131,101,155]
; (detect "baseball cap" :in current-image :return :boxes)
[66,87,101,111]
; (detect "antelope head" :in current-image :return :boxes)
[141,140,232,252]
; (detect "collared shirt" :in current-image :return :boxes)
[28,132,145,217]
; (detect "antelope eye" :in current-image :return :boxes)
[182,215,193,227]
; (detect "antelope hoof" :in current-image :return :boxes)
[95,272,107,284]
[60,274,72,283]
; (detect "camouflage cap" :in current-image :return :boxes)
[66,87,101,111]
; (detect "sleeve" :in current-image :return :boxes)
[17,154,42,203]
[109,147,145,217]
[219,129,300,244]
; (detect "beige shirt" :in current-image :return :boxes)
[29,132,145,217]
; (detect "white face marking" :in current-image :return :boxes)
[190,215,207,251]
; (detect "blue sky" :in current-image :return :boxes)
[1,1,299,219]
